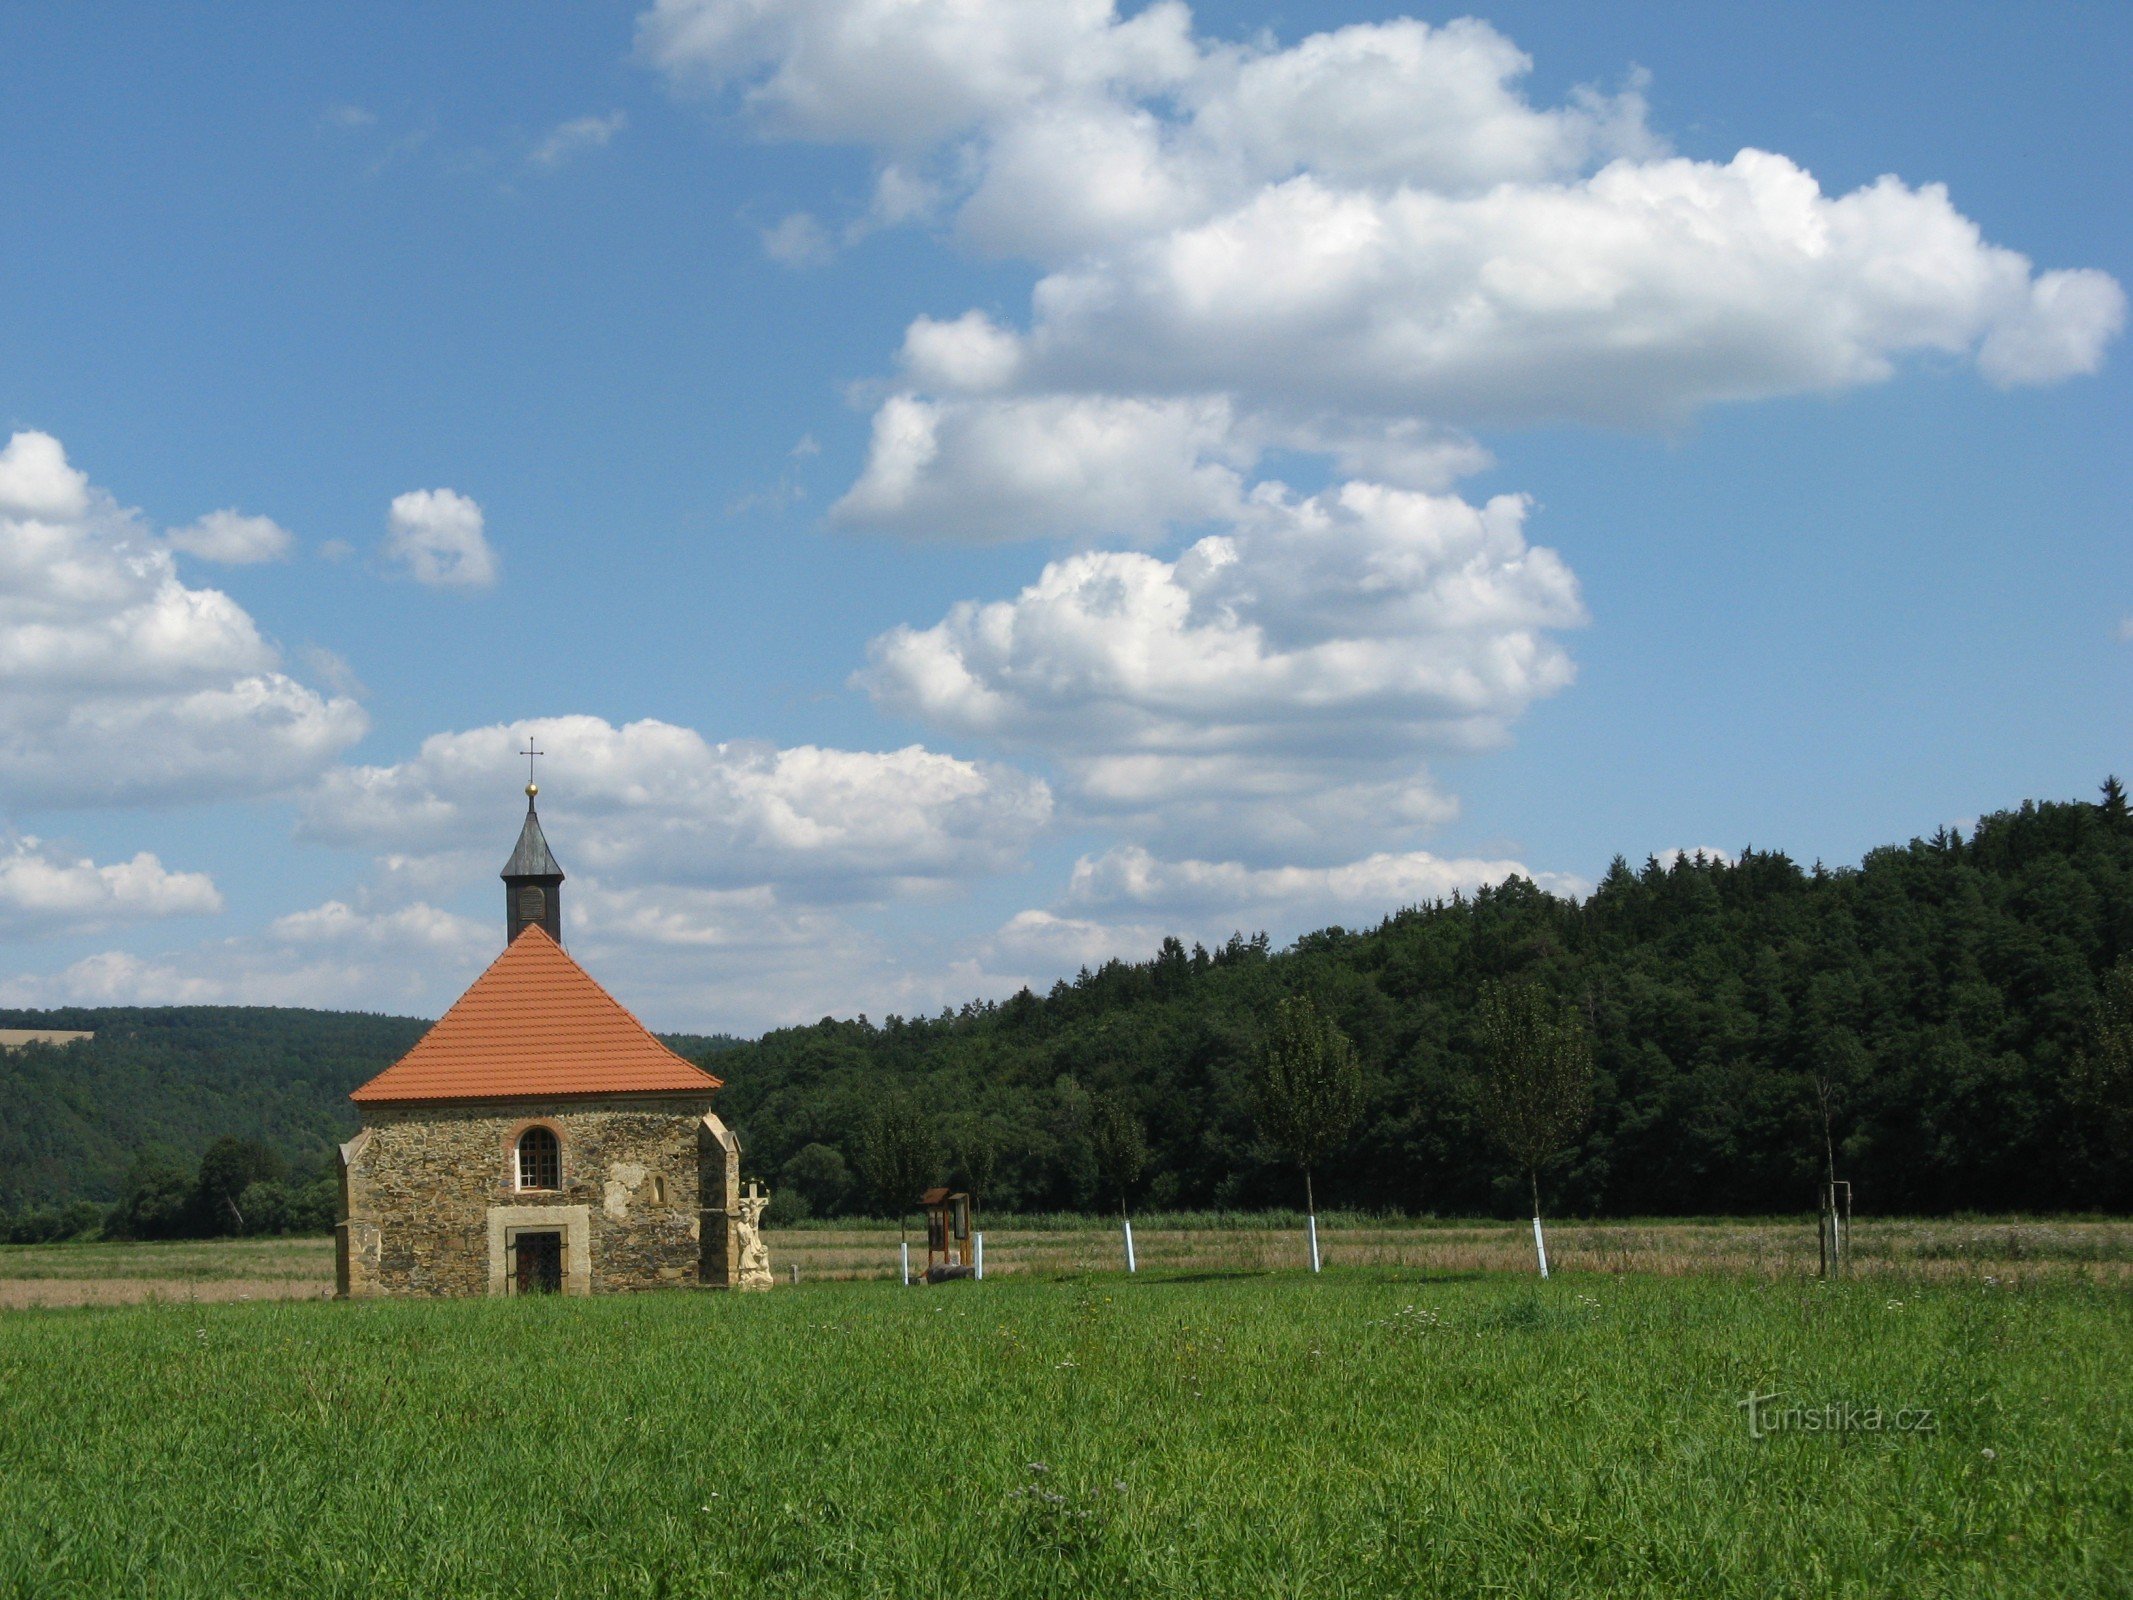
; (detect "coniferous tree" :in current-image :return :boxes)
[2101,775,2128,828]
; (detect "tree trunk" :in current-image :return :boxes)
[1304,1166,1316,1218]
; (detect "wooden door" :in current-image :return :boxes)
[515,1231,563,1294]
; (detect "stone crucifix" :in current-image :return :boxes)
[735,1178,773,1290]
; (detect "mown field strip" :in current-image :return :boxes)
[0,1271,2125,1598]
[776,1216,2133,1285]
[5,1217,2130,1308]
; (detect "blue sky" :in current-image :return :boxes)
[1,1,2125,1031]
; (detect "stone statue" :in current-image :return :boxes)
[735,1179,773,1290]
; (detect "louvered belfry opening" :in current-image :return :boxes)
[517,1126,560,1191]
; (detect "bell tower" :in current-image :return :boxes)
[501,742,564,945]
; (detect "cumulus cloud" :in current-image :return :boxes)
[1010,154,2124,426]
[0,836,222,939]
[991,906,1167,972]
[1066,841,1583,917]
[0,431,367,807]
[384,488,499,589]
[861,480,1579,857]
[646,2,2121,534]
[166,508,295,564]
[832,392,1248,541]
[532,110,628,167]
[301,713,1052,897]
[983,839,1585,980]
[0,900,493,1011]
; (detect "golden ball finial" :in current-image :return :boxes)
[526,782,539,798]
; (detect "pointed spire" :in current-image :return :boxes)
[501,781,565,945]
[503,786,563,878]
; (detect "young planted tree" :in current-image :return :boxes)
[850,1094,937,1247]
[1473,979,1594,1277]
[1088,1092,1149,1272]
[1808,1030,1867,1276]
[948,1113,1008,1213]
[1250,994,1364,1270]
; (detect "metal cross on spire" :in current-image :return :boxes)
[519,737,544,798]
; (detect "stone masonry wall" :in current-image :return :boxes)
[338,1094,737,1298]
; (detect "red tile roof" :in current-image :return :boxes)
[350,925,722,1105]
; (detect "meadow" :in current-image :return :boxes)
[0,1265,2126,1597]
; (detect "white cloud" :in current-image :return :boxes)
[532,110,628,167]
[384,488,499,589]
[1650,846,1735,870]
[0,900,493,1011]
[0,430,91,519]
[832,392,1247,542]
[991,906,1165,971]
[646,3,2121,537]
[166,508,295,564]
[761,210,834,266]
[1010,154,2124,427]
[637,0,1198,152]
[300,713,1052,898]
[899,311,1025,393]
[2115,614,2133,644]
[860,480,1580,857]
[0,836,222,939]
[1066,841,1585,918]
[0,431,367,807]
[981,839,1587,983]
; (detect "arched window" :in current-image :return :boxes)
[517,1126,560,1191]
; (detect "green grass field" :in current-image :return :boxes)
[1,1269,2126,1598]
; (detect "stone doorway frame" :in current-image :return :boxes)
[488,1204,591,1296]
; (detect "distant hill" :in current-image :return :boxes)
[0,1005,747,1208]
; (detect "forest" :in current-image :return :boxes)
[1,786,2127,1237]
[725,787,2132,1221]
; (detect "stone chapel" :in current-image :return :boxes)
[336,784,750,1298]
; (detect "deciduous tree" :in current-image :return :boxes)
[1474,979,1594,1271]
[1250,994,1364,1217]
[1088,1093,1148,1220]
[851,1094,936,1244]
